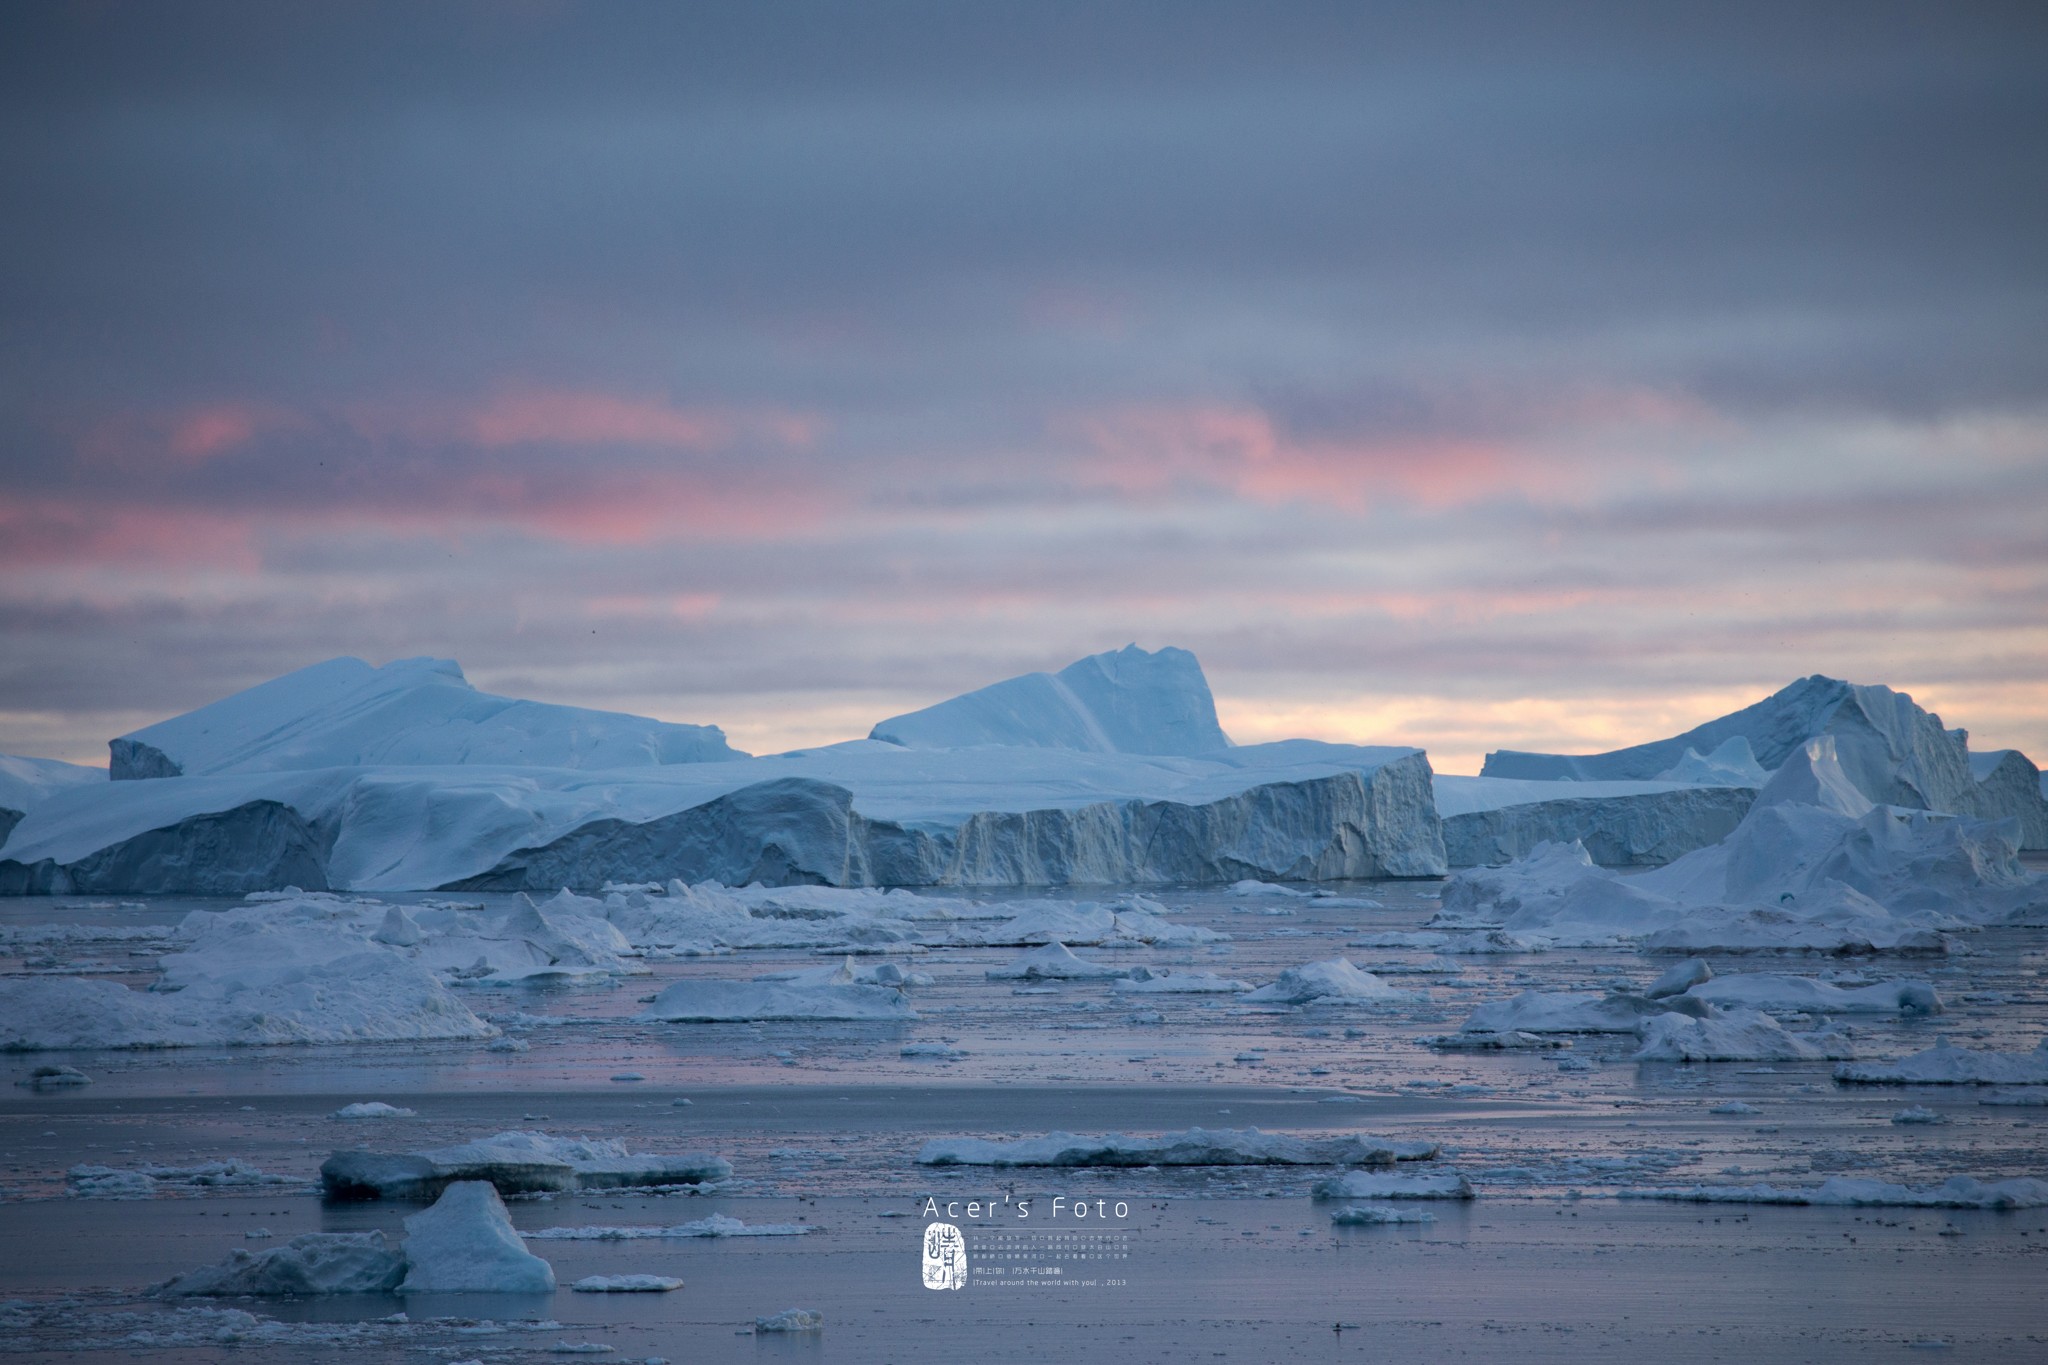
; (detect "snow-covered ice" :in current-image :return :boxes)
[1835,1038,2048,1085]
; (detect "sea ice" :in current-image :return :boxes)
[334,1102,417,1119]
[1329,1204,1438,1224]
[1681,973,1941,1016]
[985,942,1132,981]
[755,1308,823,1332]
[571,1275,684,1292]
[1309,1170,1474,1200]
[1632,1009,1855,1062]
[321,1131,731,1201]
[1112,967,1251,994]
[636,970,916,1022]
[397,1182,555,1295]
[917,1128,1440,1168]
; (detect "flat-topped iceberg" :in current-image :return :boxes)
[917,1128,1441,1168]
[320,1130,732,1201]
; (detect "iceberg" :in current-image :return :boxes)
[868,644,1231,755]
[1458,990,1699,1035]
[1681,973,1941,1016]
[396,1181,556,1295]
[0,753,102,850]
[110,655,741,779]
[1631,1009,1854,1062]
[916,1128,1441,1168]
[320,1131,732,1201]
[1969,749,2048,849]
[153,1233,405,1297]
[1112,967,1252,994]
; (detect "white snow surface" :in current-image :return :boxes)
[867,644,1231,755]
[397,1181,556,1294]
[917,1127,1440,1168]
[111,655,740,779]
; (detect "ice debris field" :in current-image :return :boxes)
[2,647,2047,1361]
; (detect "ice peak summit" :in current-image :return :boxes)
[868,644,1233,756]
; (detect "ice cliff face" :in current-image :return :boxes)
[1435,781,1756,868]
[869,644,1232,755]
[1969,750,2048,850]
[109,656,743,780]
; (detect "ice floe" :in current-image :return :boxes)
[528,1215,814,1240]
[1632,1009,1855,1062]
[1309,1170,1474,1200]
[1112,967,1252,994]
[1834,1038,2048,1086]
[636,968,917,1022]
[1681,973,1941,1016]
[68,1160,299,1199]
[1329,1204,1437,1224]
[1240,959,1422,1006]
[755,1307,824,1332]
[918,1128,1440,1168]
[985,942,1132,980]
[571,1274,683,1292]
[334,1102,417,1119]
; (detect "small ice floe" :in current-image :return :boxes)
[1241,959,1422,1007]
[1836,1038,2048,1086]
[548,1342,615,1354]
[153,1233,406,1296]
[333,1102,416,1119]
[1645,958,1713,998]
[320,1131,731,1201]
[1980,1091,2048,1106]
[918,1128,1440,1168]
[1892,1106,1948,1125]
[985,942,1131,981]
[900,1043,966,1059]
[1329,1204,1436,1225]
[68,1160,298,1199]
[397,1181,556,1294]
[635,961,916,1022]
[1618,1176,2048,1209]
[17,1065,92,1090]
[1709,1102,1762,1115]
[755,1308,823,1333]
[1634,1009,1854,1063]
[1112,967,1251,994]
[528,1216,814,1240]
[609,1074,645,1083]
[571,1275,683,1292]
[1310,1170,1474,1201]
[1460,989,1701,1035]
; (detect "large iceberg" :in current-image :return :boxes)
[1478,675,2043,846]
[109,655,742,780]
[2,738,1444,894]
[1969,749,2048,850]
[869,644,1231,755]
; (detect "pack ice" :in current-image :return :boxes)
[0,647,1446,893]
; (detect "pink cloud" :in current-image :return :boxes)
[443,387,819,451]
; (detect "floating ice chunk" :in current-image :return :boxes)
[153,1232,405,1296]
[1329,1204,1437,1225]
[18,1064,92,1089]
[1645,958,1712,999]
[371,906,424,947]
[528,1216,814,1240]
[1619,1176,2048,1209]
[1459,990,1696,1035]
[1241,959,1421,1006]
[1683,973,1940,1016]
[1633,1009,1854,1062]
[1835,1037,2048,1085]
[397,1181,556,1295]
[1230,880,1312,897]
[1310,1170,1474,1200]
[901,1043,967,1058]
[1709,1102,1762,1115]
[571,1275,683,1292]
[1112,968,1251,994]
[986,942,1132,981]
[636,972,916,1022]
[918,1128,1439,1168]
[1893,1106,1947,1124]
[755,1307,823,1333]
[962,904,1119,946]
[1426,1029,1572,1050]
[321,1131,731,1201]
[333,1102,416,1119]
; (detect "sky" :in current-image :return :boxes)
[1,1,2044,775]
